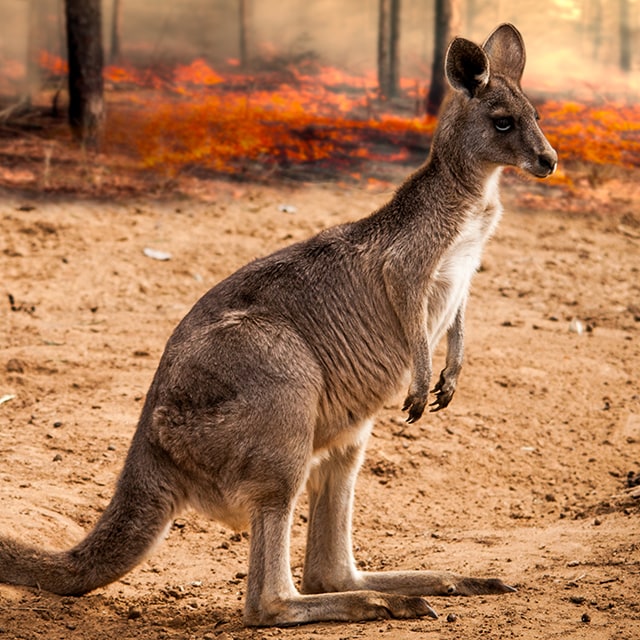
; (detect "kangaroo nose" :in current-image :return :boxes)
[538,150,557,176]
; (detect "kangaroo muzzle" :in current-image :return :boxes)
[535,147,558,178]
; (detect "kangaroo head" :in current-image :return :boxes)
[442,23,557,178]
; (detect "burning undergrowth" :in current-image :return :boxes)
[102,58,436,182]
[1,53,640,203]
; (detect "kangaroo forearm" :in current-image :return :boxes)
[402,331,433,423]
[445,304,465,373]
[431,305,465,412]
[382,258,435,423]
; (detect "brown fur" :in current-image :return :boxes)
[0,24,557,626]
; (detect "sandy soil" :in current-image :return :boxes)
[0,175,639,640]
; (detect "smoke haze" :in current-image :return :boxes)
[0,0,638,99]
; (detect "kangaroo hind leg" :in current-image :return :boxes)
[243,494,434,627]
[300,424,514,603]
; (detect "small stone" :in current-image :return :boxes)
[52,454,63,462]
[581,612,591,623]
[569,318,584,334]
[6,358,25,373]
[53,421,63,428]
[446,613,458,623]
[127,606,142,620]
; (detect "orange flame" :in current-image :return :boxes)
[173,59,224,86]
[29,51,640,181]
[542,100,640,168]
[38,50,68,75]
[105,61,433,176]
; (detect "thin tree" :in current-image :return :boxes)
[24,0,51,105]
[110,0,123,63]
[65,0,105,147]
[25,0,40,105]
[378,0,401,99]
[619,0,632,72]
[239,0,249,68]
[583,0,603,61]
[426,0,460,116]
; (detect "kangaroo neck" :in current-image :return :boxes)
[391,141,501,229]
[425,135,498,203]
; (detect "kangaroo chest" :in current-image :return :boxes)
[427,198,503,347]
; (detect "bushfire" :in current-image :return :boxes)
[25,53,640,184]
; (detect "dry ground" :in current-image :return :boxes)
[0,176,639,639]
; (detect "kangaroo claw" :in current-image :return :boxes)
[451,577,517,596]
[428,371,456,411]
[403,395,426,423]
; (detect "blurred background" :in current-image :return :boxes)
[0,0,638,190]
[2,1,638,93]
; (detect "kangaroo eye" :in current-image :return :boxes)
[493,117,513,132]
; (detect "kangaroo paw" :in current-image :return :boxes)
[429,370,457,412]
[402,393,427,423]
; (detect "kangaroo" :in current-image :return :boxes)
[0,24,556,626]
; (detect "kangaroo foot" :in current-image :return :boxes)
[338,570,516,598]
[244,591,438,627]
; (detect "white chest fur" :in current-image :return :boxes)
[427,174,503,347]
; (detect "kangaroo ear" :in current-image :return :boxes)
[482,23,526,84]
[445,37,490,97]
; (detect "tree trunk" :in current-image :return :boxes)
[377,0,401,99]
[619,0,631,72]
[584,0,603,61]
[426,0,460,116]
[25,0,49,103]
[110,0,122,63]
[239,0,249,68]
[65,0,104,147]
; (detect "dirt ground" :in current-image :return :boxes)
[1,172,639,640]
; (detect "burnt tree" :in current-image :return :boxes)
[25,0,45,103]
[582,0,603,61]
[65,0,104,146]
[378,0,401,99]
[110,0,123,63]
[25,0,60,104]
[619,0,632,71]
[426,0,460,116]
[239,0,249,68]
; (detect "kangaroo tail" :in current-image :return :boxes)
[0,435,182,595]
